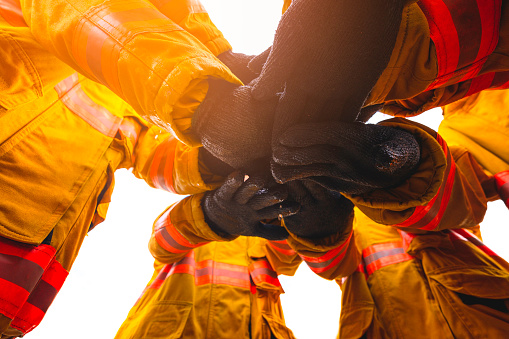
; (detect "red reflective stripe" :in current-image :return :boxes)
[362,241,414,276]
[0,237,56,269]
[300,231,352,264]
[268,240,296,256]
[249,260,281,288]
[365,252,414,276]
[149,138,177,193]
[464,72,496,98]
[419,0,460,88]
[301,233,354,274]
[495,171,509,208]
[54,74,122,137]
[0,0,26,26]
[153,206,206,254]
[9,302,44,335]
[393,136,455,230]
[9,259,68,335]
[419,0,501,90]
[450,229,500,257]
[0,278,29,318]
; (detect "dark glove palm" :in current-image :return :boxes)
[271,121,420,194]
[192,80,277,169]
[202,172,299,240]
[251,0,405,136]
[283,180,354,239]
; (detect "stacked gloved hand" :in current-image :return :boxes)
[251,0,405,137]
[271,121,420,194]
[282,180,354,239]
[192,49,275,170]
[202,171,300,240]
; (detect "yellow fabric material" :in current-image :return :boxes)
[439,89,509,175]
[368,1,509,118]
[345,118,490,231]
[20,0,242,147]
[116,238,298,339]
[338,210,509,339]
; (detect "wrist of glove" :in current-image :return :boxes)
[202,171,300,240]
[217,50,258,84]
[271,121,420,194]
[282,180,354,239]
[192,79,276,169]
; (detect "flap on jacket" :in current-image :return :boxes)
[0,105,112,244]
[0,30,42,110]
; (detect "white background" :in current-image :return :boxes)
[31,1,509,338]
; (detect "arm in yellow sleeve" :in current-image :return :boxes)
[148,193,232,264]
[347,118,490,232]
[147,0,231,56]
[282,214,361,281]
[20,0,241,146]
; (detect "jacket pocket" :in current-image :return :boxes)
[0,105,112,244]
[0,31,42,110]
[123,301,192,339]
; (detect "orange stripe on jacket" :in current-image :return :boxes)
[393,135,456,231]
[71,0,182,94]
[153,206,208,254]
[300,231,353,274]
[54,74,122,137]
[149,137,177,193]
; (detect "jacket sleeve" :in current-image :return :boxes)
[148,193,233,264]
[346,118,490,232]
[277,212,362,281]
[147,0,231,56]
[20,0,241,147]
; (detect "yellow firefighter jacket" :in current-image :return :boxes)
[338,210,509,339]
[0,3,224,336]
[116,231,300,339]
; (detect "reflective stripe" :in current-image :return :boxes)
[449,229,499,257]
[145,252,252,292]
[494,171,509,208]
[393,135,456,230]
[10,259,68,335]
[268,240,296,256]
[153,205,208,254]
[149,137,177,193]
[300,231,353,274]
[0,237,67,335]
[419,0,501,90]
[54,74,122,138]
[362,241,414,276]
[0,0,26,27]
[249,259,282,289]
[72,0,182,93]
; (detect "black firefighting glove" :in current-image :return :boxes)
[217,50,259,84]
[283,180,354,239]
[271,121,420,194]
[202,171,300,240]
[251,0,405,136]
[192,79,277,169]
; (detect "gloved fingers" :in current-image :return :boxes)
[233,174,274,205]
[247,46,272,76]
[247,185,289,211]
[271,86,309,140]
[272,143,346,167]
[277,121,365,148]
[215,171,246,202]
[305,176,374,194]
[256,200,301,221]
[253,223,290,241]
